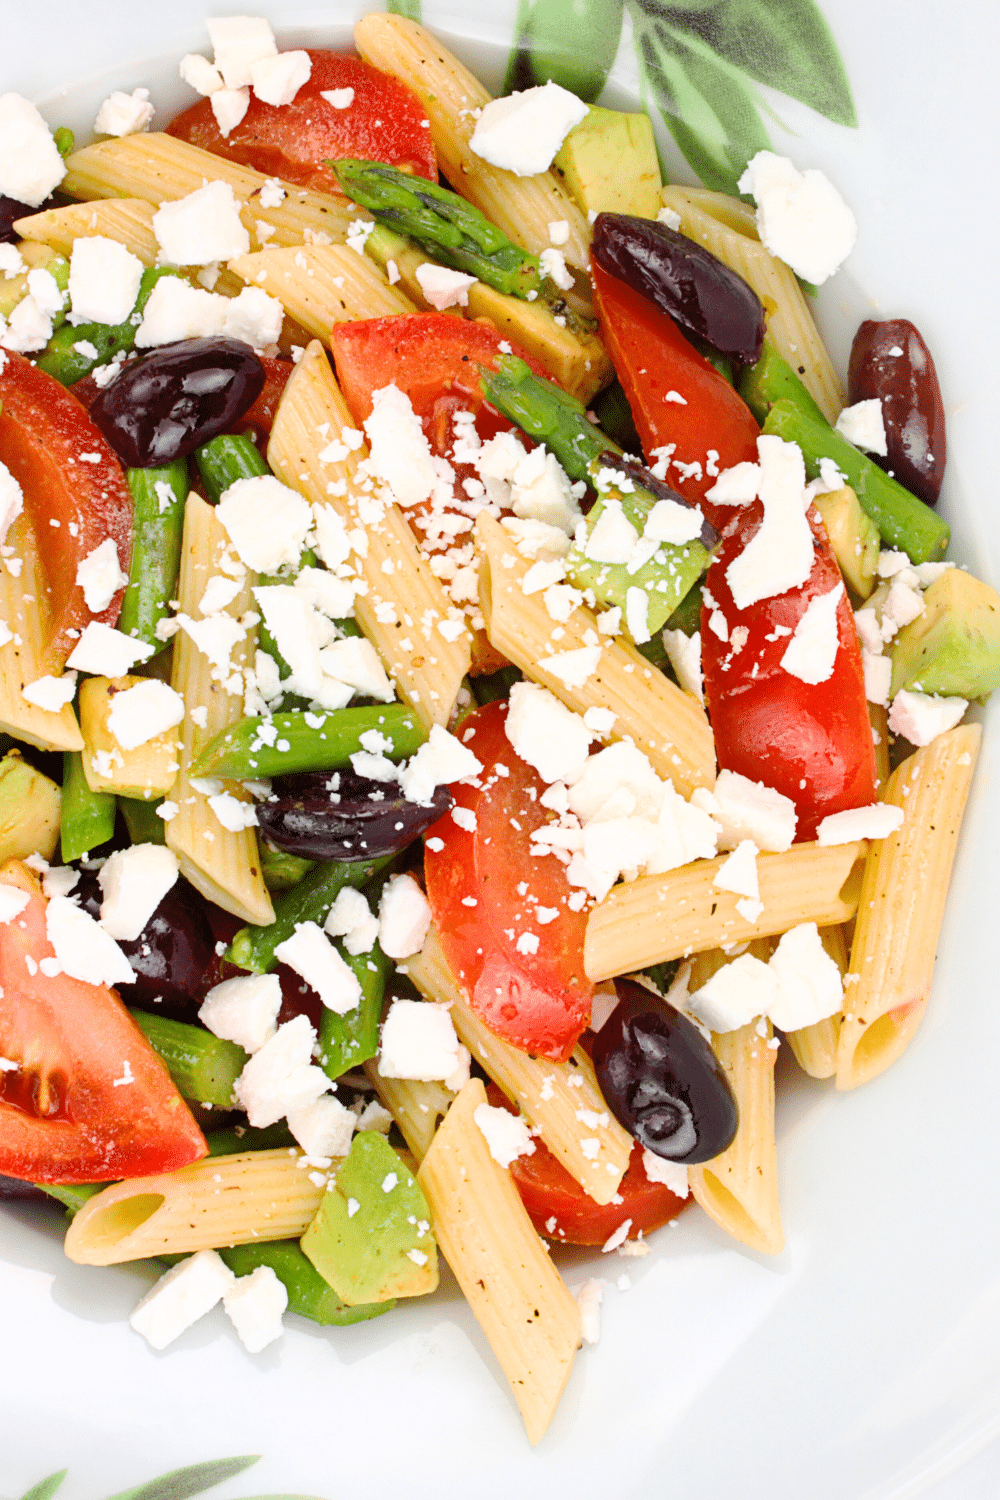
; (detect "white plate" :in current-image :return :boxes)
[3,3,1000,1497]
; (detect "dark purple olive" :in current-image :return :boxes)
[592,978,738,1164]
[88,336,265,468]
[592,212,766,365]
[0,193,56,243]
[848,318,946,505]
[256,769,454,861]
[0,1173,50,1203]
[77,872,216,1022]
[596,451,719,551]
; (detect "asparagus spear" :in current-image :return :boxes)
[60,751,115,864]
[191,704,426,781]
[119,460,188,654]
[37,266,178,387]
[227,853,393,974]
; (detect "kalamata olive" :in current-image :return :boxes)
[596,451,719,551]
[592,212,766,365]
[77,872,216,1022]
[848,318,946,505]
[256,769,454,861]
[0,1173,50,1203]
[89,336,266,468]
[0,193,55,243]
[592,978,738,1163]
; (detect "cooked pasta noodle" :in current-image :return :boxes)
[0,525,82,753]
[784,924,848,1079]
[362,1061,454,1164]
[229,244,416,338]
[14,198,160,264]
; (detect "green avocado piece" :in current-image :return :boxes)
[812,486,881,601]
[890,568,1000,700]
[300,1131,438,1306]
[0,750,60,863]
[553,105,663,219]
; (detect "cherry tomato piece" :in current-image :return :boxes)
[242,354,293,441]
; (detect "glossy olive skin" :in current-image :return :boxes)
[592,978,738,1163]
[256,769,454,862]
[89,337,266,468]
[0,194,54,243]
[0,1173,50,1202]
[592,212,766,365]
[77,872,216,1022]
[848,318,946,505]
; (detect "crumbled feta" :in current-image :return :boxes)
[835,398,887,456]
[180,53,224,95]
[98,844,179,941]
[644,498,705,546]
[539,246,575,290]
[76,538,127,614]
[767,922,843,1031]
[294,566,355,621]
[575,1278,603,1344]
[780,583,843,685]
[217,474,313,573]
[501,517,571,562]
[713,839,759,900]
[0,887,30,923]
[585,500,637,564]
[663,627,703,704]
[321,87,355,110]
[469,81,588,177]
[222,284,284,349]
[696,768,797,852]
[816,803,904,845]
[505,680,592,784]
[688,952,777,1033]
[134,276,224,346]
[0,460,23,545]
[567,740,662,823]
[106,679,185,750]
[398,723,483,804]
[22,674,77,713]
[253,585,327,701]
[883,579,925,630]
[377,874,432,960]
[888,689,967,747]
[319,636,394,704]
[625,586,650,644]
[705,460,761,506]
[738,150,856,285]
[206,15,277,89]
[207,791,258,832]
[548,219,570,245]
[854,607,884,656]
[539,643,602,690]
[250,50,312,107]
[211,88,251,138]
[66,621,153,677]
[0,294,52,352]
[223,1265,287,1354]
[274,921,363,1014]
[725,436,814,609]
[199,972,282,1053]
[378,998,465,1081]
[94,88,155,137]
[45,895,135,989]
[0,94,66,208]
[355,1099,393,1133]
[324,886,379,956]
[656,206,682,231]
[130,1249,234,1350]
[862,650,892,707]
[415,262,478,310]
[27,267,64,318]
[286,1094,355,1159]
[363,384,438,507]
[233,1014,331,1126]
[152,181,250,267]
[473,1102,536,1168]
[642,1149,689,1197]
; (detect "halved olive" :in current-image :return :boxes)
[255,769,453,862]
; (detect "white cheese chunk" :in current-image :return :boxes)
[501,517,571,562]
[253,585,327,700]
[0,295,52,352]
[378,998,465,1081]
[469,81,588,177]
[835,398,887,456]
[321,87,355,110]
[883,578,925,630]
[233,1014,330,1127]
[780,582,843,685]
[217,474,313,573]
[473,1102,536,1168]
[106,678,185,750]
[180,54,224,95]
[644,498,705,546]
[816,804,904,845]
[324,886,379,956]
[27,268,64,318]
[274,921,363,1014]
[0,887,30,923]
[538,643,602,690]
[415,262,478,310]
[66,621,154,677]
[713,839,759,900]
[98,844,179,941]
[377,873,432,961]
[696,769,797,852]
[250,50,312,107]
[286,1094,355,1159]
[153,181,250,267]
[94,88,155,137]
[22,674,77,712]
[725,436,814,609]
[705,460,760,506]
[76,537,127,613]
[398,723,483,804]
[211,88,251,139]
[862,649,892,707]
[688,952,778,1034]
[575,1278,603,1344]
[207,15,278,89]
[199,972,282,1054]
[509,446,581,532]
[130,1249,234,1350]
[505,680,592,785]
[223,1264,287,1354]
[363,383,438,507]
[0,94,66,208]
[767,922,843,1031]
[222,284,284,349]
[585,500,637,564]
[888,689,968,747]
[134,276,226,346]
[45,895,135,988]
[854,607,883,656]
[642,1149,689,1197]
[539,246,575,290]
[737,150,856,285]
[319,636,394,703]
[294,565,355,621]
[625,586,650,644]
[663,627,703,704]
[568,740,663,823]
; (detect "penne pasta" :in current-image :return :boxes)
[784,924,848,1079]
[836,723,981,1091]
[585,840,867,981]
[0,526,82,753]
[406,925,632,1204]
[267,339,471,728]
[476,511,716,796]
[659,184,845,423]
[362,1061,454,1165]
[354,14,592,275]
[79,675,180,798]
[165,494,274,925]
[14,198,160,264]
[417,1077,582,1445]
[869,702,891,792]
[64,1148,329,1265]
[229,244,417,339]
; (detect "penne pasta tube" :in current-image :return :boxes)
[15,198,160,264]
[476,511,715,796]
[64,1149,329,1266]
[870,702,890,792]
[79,675,180,798]
[354,14,592,275]
[659,184,845,424]
[836,723,981,1091]
[417,1077,582,1445]
[362,1060,454,1165]
[0,526,82,752]
[166,494,274,926]
[406,925,632,1204]
[229,244,417,339]
[267,339,471,728]
[784,924,847,1079]
[585,840,867,981]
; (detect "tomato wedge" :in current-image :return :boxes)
[167,52,436,195]
[485,1083,688,1245]
[0,862,207,1183]
[242,354,293,444]
[423,701,593,1062]
[0,352,132,671]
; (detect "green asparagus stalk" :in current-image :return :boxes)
[119,796,167,847]
[206,1121,296,1156]
[319,940,390,1081]
[218,1240,395,1326]
[260,841,316,891]
[191,704,426,781]
[129,1010,248,1107]
[119,460,188,653]
[480,352,613,476]
[194,432,269,504]
[37,1181,103,1216]
[60,751,115,863]
[228,854,393,974]
[738,338,828,427]
[763,400,950,564]
[37,266,178,387]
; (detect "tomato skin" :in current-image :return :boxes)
[485,1083,688,1245]
[423,702,593,1063]
[242,355,292,442]
[702,507,877,841]
[0,863,207,1183]
[590,260,760,524]
[166,52,436,195]
[0,352,132,671]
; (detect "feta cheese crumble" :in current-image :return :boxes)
[223,1264,287,1354]
[199,973,283,1054]
[738,150,856,285]
[835,398,888,456]
[77,538,128,613]
[473,1102,536,1168]
[415,262,478,310]
[0,94,66,208]
[888,689,968,747]
[233,1014,331,1127]
[378,998,468,1084]
[780,583,843,685]
[98,844,179,941]
[93,88,155,137]
[130,1249,234,1351]
[377,874,432,960]
[274,921,363,1015]
[469,81,588,178]
[152,181,251,267]
[816,804,904,844]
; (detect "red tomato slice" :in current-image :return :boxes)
[485,1083,688,1245]
[423,701,593,1063]
[242,355,293,445]
[0,352,132,671]
[166,52,436,195]
[702,507,877,840]
[0,862,208,1183]
[590,260,760,526]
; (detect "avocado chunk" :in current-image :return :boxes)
[553,105,662,219]
[219,1240,394,1327]
[890,568,1000,699]
[812,486,880,600]
[301,1131,438,1306]
[0,750,60,862]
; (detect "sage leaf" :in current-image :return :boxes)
[18,1472,68,1500]
[504,0,625,102]
[103,1457,261,1500]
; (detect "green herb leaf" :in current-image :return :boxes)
[103,1457,261,1500]
[504,0,625,102]
[386,0,422,18]
[19,1471,68,1500]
